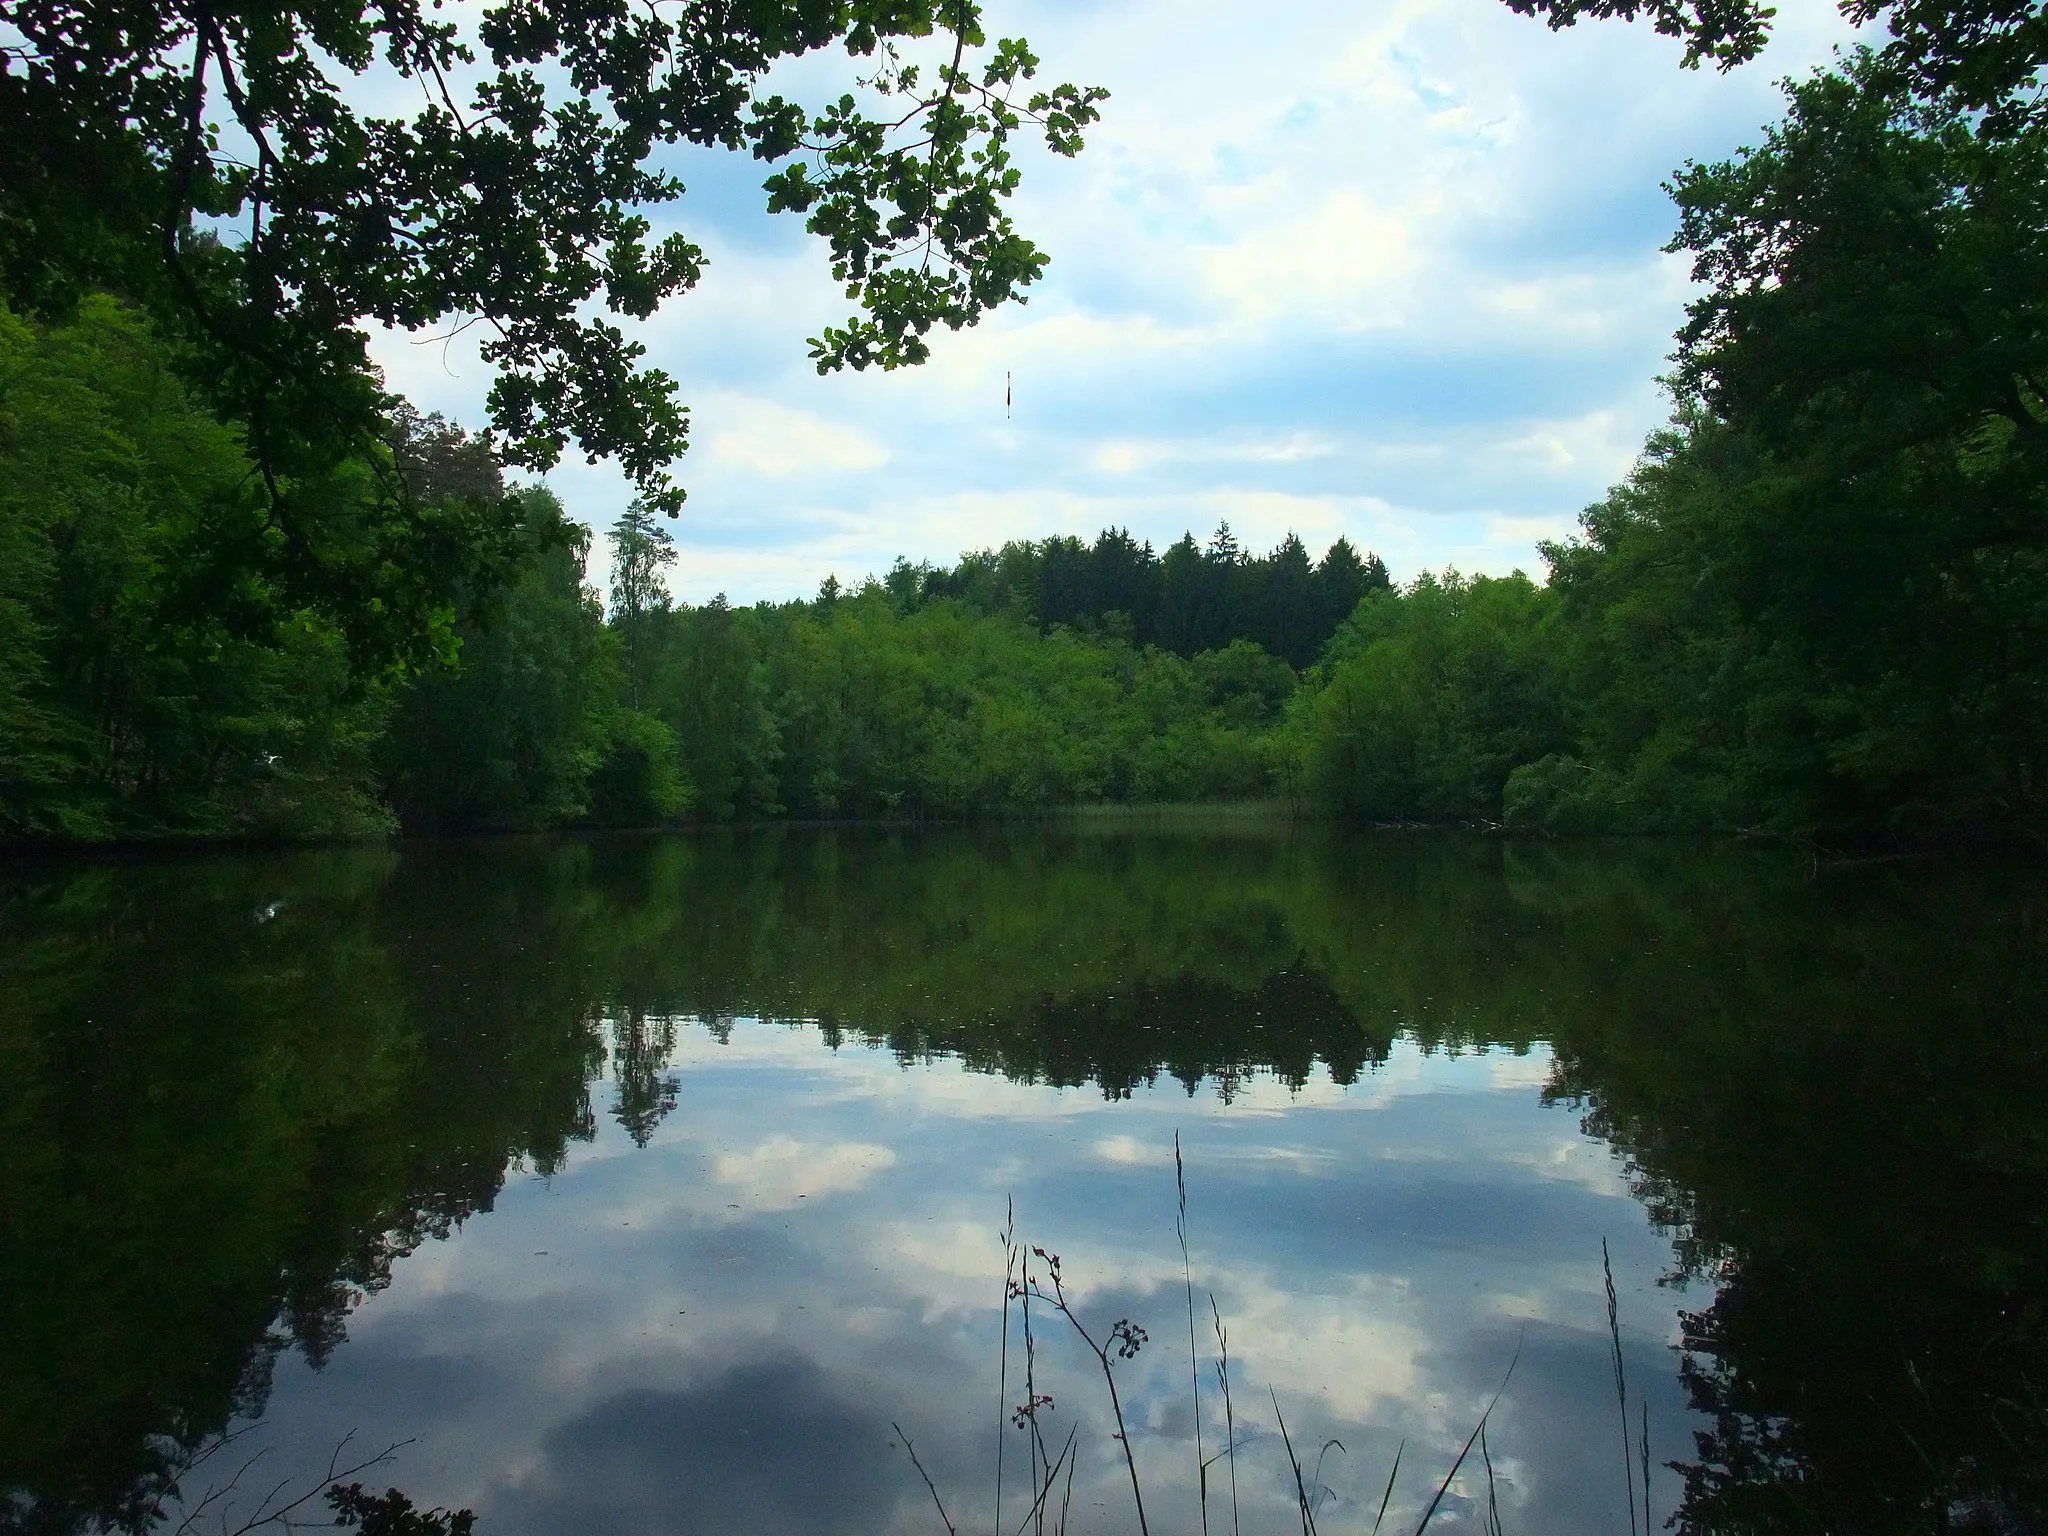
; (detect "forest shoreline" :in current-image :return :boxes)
[13,289,2047,851]
[7,804,2042,864]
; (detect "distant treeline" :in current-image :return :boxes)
[396,505,1318,829]
[883,526,1389,667]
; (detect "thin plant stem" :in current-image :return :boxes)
[1413,1333,1523,1536]
[1640,1400,1651,1536]
[894,1421,957,1536]
[997,1200,1015,1536]
[1271,1390,1339,1536]
[1480,1421,1502,1536]
[166,1430,412,1536]
[1177,1132,1209,1536]
[1019,1244,1048,1536]
[1010,1429,1076,1536]
[1273,1390,1313,1536]
[1056,1429,1079,1536]
[1371,1440,1404,1536]
[1211,1294,1241,1536]
[1030,1248,1151,1536]
[1604,1239,1639,1536]
[1318,1441,1351,1531]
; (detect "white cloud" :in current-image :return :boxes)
[701,394,891,477]
[1486,513,1578,549]
[712,1134,897,1208]
[363,0,1864,600]
[1091,432,1338,475]
[1203,186,1427,331]
[1094,1133,1176,1167]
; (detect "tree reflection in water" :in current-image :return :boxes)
[1,830,2041,1533]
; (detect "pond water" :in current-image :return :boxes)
[3,827,2044,1536]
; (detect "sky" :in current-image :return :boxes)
[368,0,1864,606]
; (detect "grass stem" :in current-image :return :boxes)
[997,1200,1015,1536]
[1029,1247,1151,1536]
[1272,1389,1317,1536]
[1370,1440,1404,1536]
[893,1421,957,1536]
[1640,1399,1651,1535]
[1604,1238,1639,1536]
[1413,1332,1523,1535]
[1008,1428,1076,1536]
[1177,1133,1209,1536]
[1480,1421,1502,1536]
[1210,1294,1241,1536]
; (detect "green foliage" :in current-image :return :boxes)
[912,525,1391,666]
[1283,572,1567,822]
[0,299,1326,842]
[1269,50,2048,842]
[646,596,781,822]
[0,296,396,842]
[1498,0,2048,140]
[1500,754,1641,835]
[0,0,1103,520]
[607,503,677,629]
[379,498,616,833]
[608,501,677,712]
[24,37,2048,848]
[636,590,1285,818]
[1193,638,1297,727]
[329,1484,475,1536]
[1517,57,2048,839]
[585,708,691,827]
[0,0,1104,742]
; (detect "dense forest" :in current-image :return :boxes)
[0,293,1377,837]
[6,0,2048,845]
[884,525,1390,665]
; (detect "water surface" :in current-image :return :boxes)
[3,829,2043,1534]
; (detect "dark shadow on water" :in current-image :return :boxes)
[484,1363,901,1536]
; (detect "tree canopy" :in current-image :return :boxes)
[1,0,1103,503]
[0,0,1103,676]
[1502,0,2048,130]
[12,0,2048,845]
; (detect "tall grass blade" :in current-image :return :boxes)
[1211,1294,1241,1536]
[1640,1400,1651,1536]
[1370,1440,1404,1536]
[1312,1437,1347,1531]
[1009,1427,1076,1536]
[1271,1389,1317,1536]
[1604,1238,1639,1536]
[1480,1421,1501,1536]
[1412,1332,1523,1536]
[1177,1132,1209,1536]
[997,1199,1015,1536]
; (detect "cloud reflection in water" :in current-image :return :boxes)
[247,1027,1686,1536]
[12,832,2038,1534]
